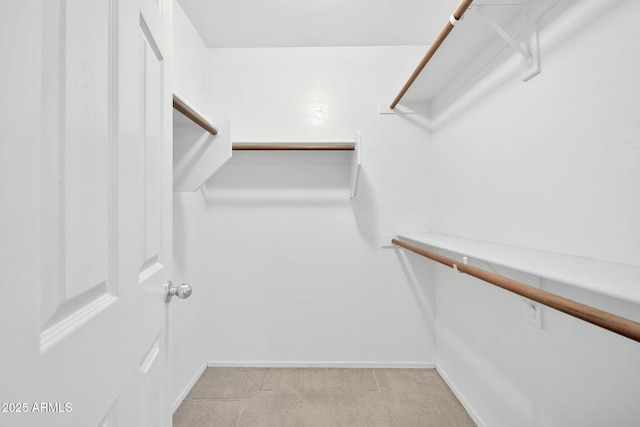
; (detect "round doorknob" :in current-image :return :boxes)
[165,281,193,303]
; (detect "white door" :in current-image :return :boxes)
[0,0,173,426]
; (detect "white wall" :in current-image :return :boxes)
[431,0,640,267]
[202,46,437,366]
[169,0,208,410]
[172,1,207,108]
[427,1,640,425]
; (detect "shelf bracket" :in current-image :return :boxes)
[350,131,361,199]
[473,6,540,81]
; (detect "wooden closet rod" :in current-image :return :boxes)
[390,0,474,109]
[233,144,355,151]
[391,238,640,343]
[172,95,218,135]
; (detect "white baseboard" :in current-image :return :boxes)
[171,361,208,413]
[206,361,436,369]
[436,363,485,427]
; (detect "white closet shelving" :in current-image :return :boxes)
[396,232,640,304]
[227,132,362,199]
[172,93,232,192]
[389,0,560,114]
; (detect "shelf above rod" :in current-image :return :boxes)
[390,0,474,109]
[392,238,640,344]
[232,143,355,151]
[173,94,218,136]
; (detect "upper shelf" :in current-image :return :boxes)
[396,232,640,305]
[391,0,559,113]
[172,92,231,192]
[173,94,218,135]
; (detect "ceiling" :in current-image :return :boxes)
[176,0,463,48]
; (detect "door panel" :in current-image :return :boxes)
[140,6,165,278]
[62,0,111,302]
[34,0,172,425]
[139,335,164,427]
[40,0,117,353]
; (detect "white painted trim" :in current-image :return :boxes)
[40,293,118,353]
[207,361,436,369]
[171,362,208,414]
[436,363,486,427]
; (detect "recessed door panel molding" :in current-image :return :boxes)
[138,335,164,427]
[139,4,165,279]
[40,0,118,351]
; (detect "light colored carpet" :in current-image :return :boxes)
[173,367,476,427]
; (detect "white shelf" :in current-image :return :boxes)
[225,132,361,199]
[397,0,560,113]
[173,107,231,192]
[396,232,640,304]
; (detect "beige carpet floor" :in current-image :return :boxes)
[173,367,476,427]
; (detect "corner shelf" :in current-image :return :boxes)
[172,93,231,192]
[396,232,640,305]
